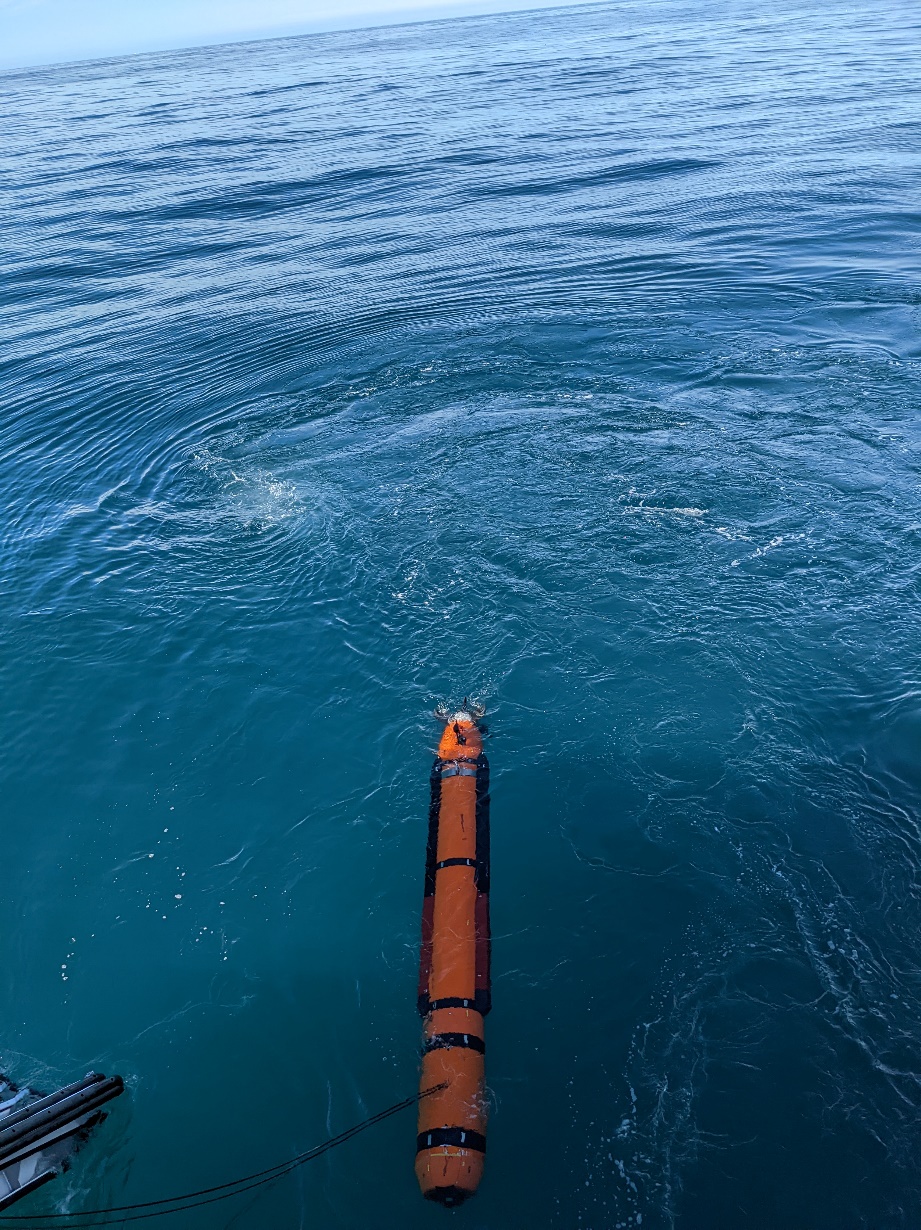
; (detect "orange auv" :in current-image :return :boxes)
[415,707,491,1206]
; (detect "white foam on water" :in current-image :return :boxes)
[191,447,308,531]
[623,506,707,517]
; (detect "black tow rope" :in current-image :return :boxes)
[0,1084,446,1226]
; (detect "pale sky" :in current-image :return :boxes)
[0,0,595,70]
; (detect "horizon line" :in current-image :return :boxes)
[0,0,612,76]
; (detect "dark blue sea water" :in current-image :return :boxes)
[3,1,921,1225]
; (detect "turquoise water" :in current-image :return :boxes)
[3,1,921,1224]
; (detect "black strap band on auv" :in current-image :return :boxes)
[417,1127,487,1154]
[424,992,491,1014]
[424,1032,485,1055]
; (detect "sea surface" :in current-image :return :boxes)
[2,1,921,1225]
